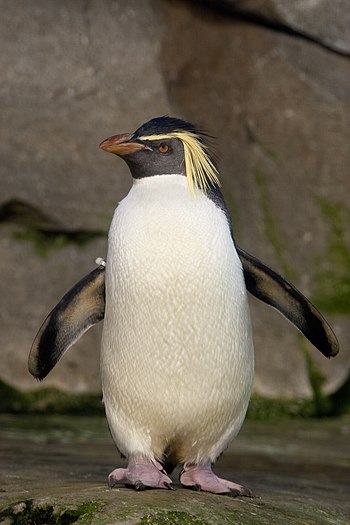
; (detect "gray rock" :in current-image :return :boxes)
[202,0,350,55]
[0,0,169,231]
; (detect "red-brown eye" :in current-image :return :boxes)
[158,144,169,154]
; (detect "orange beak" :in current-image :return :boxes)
[99,133,149,156]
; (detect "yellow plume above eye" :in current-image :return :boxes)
[139,131,221,194]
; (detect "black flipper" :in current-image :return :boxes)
[236,246,339,358]
[28,266,106,380]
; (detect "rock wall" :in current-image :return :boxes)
[1,0,349,398]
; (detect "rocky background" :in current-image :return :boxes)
[1,0,349,401]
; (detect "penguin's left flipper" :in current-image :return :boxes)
[29,266,105,380]
[237,246,339,358]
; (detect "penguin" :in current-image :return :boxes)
[29,116,339,496]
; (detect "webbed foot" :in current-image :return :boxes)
[108,457,173,490]
[180,462,253,497]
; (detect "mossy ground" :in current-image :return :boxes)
[138,511,210,525]
[4,507,208,525]
[0,500,101,525]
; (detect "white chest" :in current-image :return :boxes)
[105,175,247,348]
[107,176,239,287]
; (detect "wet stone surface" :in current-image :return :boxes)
[0,414,349,524]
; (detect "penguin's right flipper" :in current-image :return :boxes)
[237,246,339,358]
[28,266,106,380]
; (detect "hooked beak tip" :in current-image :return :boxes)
[99,133,148,156]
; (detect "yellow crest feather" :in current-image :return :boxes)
[139,131,220,193]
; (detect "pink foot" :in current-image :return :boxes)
[180,462,253,497]
[108,457,173,491]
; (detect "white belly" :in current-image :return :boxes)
[101,175,254,464]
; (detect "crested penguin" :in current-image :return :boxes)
[29,116,339,496]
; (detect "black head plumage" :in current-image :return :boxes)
[132,116,202,139]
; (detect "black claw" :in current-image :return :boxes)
[134,480,147,491]
[108,478,117,489]
[181,483,202,492]
[227,489,240,497]
[239,486,255,498]
[164,482,175,490]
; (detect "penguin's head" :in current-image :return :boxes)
[99,116,220,193]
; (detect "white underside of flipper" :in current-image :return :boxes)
[101,174,254,465]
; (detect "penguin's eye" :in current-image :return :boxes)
[158,143,170,154]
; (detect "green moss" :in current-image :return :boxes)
[61,502,101,525]
[0,378,103,415]
[254,164,296,281]
[299,336,332,417]
[0,499,101,525]
[13,228,104,258]
[0,378,25,412]
[139,511,210,525]
[312,196,350,314]
[247,394,315,420]
[0,198,106,258]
